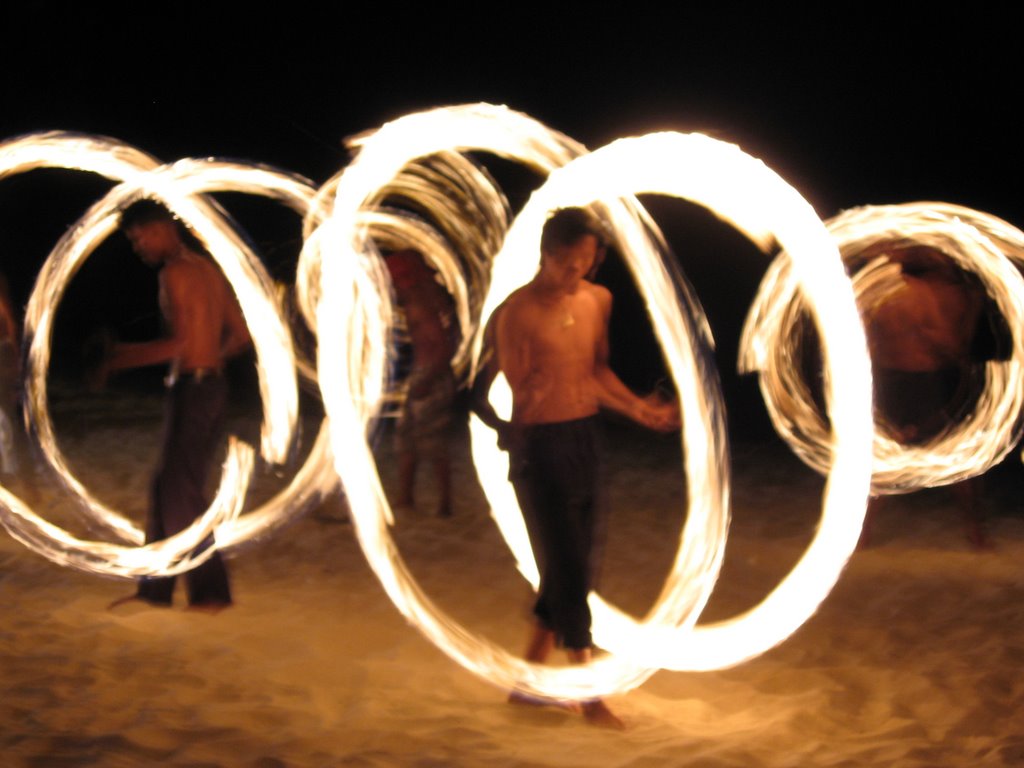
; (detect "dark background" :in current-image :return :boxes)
[1,7,1020,439]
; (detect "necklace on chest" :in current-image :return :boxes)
[534,286,578,330]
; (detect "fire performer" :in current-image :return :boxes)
[473,207,678,728]
[103,199,251,610]
[864,244,989,546]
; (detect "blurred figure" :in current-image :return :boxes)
[385,249,457,518]
[0,271,38,502]
[0,271,22,478]
[868,246,982,440]
[863,244,989,547]
[103,199,251,610]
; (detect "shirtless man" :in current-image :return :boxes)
[105,199,251,609]
[385,249,457,517]
[868,245,982,433]
[863,244,987,546]
[473,208,678,728]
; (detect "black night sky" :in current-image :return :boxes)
[2,8,1021,438]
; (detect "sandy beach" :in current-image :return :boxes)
[1,387,1022,767]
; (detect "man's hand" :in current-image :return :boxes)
[637,393,681,432]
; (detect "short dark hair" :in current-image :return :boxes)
[119,198,177,230]
[119,198,208,254]
[540,207,608,253]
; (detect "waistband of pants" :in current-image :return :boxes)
[518,415,600,437]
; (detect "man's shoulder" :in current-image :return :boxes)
[162,254,226,305]
[172,252,224,281]
[498,285,534,316]
[578,281,612,315]
[495,287,549,342]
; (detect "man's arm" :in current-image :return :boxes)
[591,286,679,432]
[470,309,512,445]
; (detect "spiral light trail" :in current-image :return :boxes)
[741,203,1024,493]
[8,113,1009,699]
[0,133,315,574]
[310,104,872,697]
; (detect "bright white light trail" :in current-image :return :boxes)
[741,203,1024,493]
[1,131,511,576]
[302,150,510,402]
[311,104,873,698]
[8,112,970,696]
[312,104,662,700]
[0,132,333,575]
[489,132,874,675]
[0,439,253,578]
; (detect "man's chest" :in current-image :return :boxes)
[519,304,599,362]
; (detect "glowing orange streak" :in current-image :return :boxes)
[482,132,873,673]
[0,131,161,182]
[299,152,510,401]
[742,203,1024,493]
[0,113,876,685]
[0,132,323,576]
[0,439,253,577]
[311,104,667,699]
[22,165,300,547]
[312,105,868,695]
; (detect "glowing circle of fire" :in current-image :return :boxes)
[311,104,873,697]
[0,132,333,575]
[485,134,874,674]
[741,203,1024,493]
[301,150,510,413]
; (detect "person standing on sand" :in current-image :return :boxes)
[101,199,251,611]
[473,207,679,728]
[385,249,457,518]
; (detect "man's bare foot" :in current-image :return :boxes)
[508,690,581,713]
[107,594,171,611]
[186,601,232,615]
[582,699,625,729]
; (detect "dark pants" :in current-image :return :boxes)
[874,366,964,443]
[509,417,606,650]
[137,374,232,605]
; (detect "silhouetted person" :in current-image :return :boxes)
[473,208,678,728]
[863,244,988,547]
[0,272,39,503]
[385,249,457,518]
[103,199,250,610]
